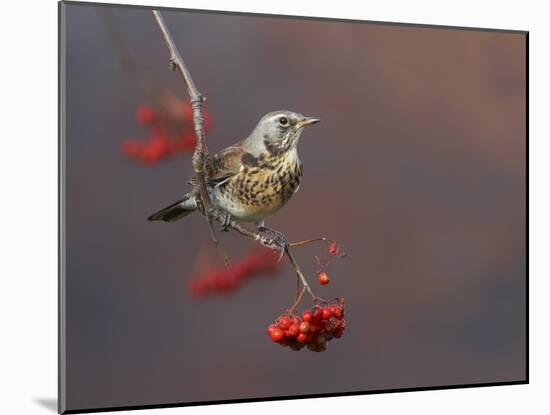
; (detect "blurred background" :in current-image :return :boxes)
[63,2,526,411]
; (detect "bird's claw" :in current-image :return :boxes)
[218,211,233,232]
[259,228,288,262]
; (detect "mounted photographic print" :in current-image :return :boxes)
[59,1,528,413]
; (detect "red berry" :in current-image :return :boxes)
[287,323,300,337]
[136,105,156,125]
[325,317,341,332]
[278,316,291,330]
[267,324,278,336]
[321,307,332,320]
[307,340,326,352]
[315,334,327,345]
[279,338,290,347]
[333,328,344,338]
[318,272,330,286]
[329,241,338,255]
[309,324,318,334]
[290,341,305,351]
[297,333,309,344]
[302,310,313,322]
[270,328,284,342]
[329,305,342,319]
[299,321,310,333]
[312,307,323,319]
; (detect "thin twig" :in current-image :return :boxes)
[285,247,315,300]
[289,237,328,248]
[289,287,307,315]
[295,270,300,302]
[151,11,200,98]
[152,10,219,250]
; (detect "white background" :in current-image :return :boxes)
[0,0,543,413]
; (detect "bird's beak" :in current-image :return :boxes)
[297,116,321,128]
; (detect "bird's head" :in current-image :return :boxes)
[246,110,320,155]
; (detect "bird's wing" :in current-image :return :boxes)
[206,143,246,185]
[188,142,246,187]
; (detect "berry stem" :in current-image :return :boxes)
[289,237,327,248]
[288,286,307,314]
[284,246,316,300]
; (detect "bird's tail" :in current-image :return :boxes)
[147,192,198,222]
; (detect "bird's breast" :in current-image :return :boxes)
[213,151,302,222]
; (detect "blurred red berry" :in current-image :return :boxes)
[121,139,141,158]
[328,241,338,255]
[140,145,162,165]
[135,105,156,125]
[318,272,330,286]
[180,132,196,152]
[182,102,193,122]
[149,135,170,155]
[122,101,208,165]
[188,248,282,298]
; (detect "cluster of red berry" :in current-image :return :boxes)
[121,103,212,166]
[188,248,282,297]
[267,299,346,352]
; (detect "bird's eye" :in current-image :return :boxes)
[278,116,289,126]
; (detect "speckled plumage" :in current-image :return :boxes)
[212,147,303,222]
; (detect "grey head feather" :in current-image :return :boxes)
[242,110,319,156]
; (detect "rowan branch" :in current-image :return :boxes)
[151,10,316,304]
[153,10,224,251]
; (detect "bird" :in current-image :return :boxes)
[147,110,320,235]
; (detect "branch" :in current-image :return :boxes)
[289,237,328,248]
[151,11,200,99]
[151,10,316,304]
[151,11,211,219]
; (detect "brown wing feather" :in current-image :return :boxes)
[188,142,245,186]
